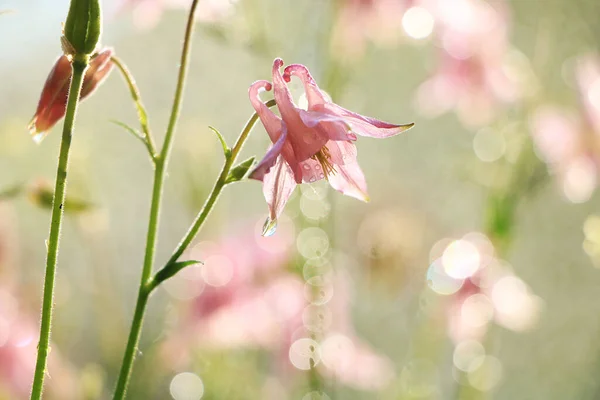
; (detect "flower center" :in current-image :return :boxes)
[311,146,336,179]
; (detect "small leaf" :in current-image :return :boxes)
[110,119,146,143]
[209,126,231,159]
[153,260,203,288]
[225,156,256,184]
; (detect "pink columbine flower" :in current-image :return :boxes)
[28,49,114,143]
[248,58,413,228]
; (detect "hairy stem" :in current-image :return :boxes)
[30,56,89,400]
[112,1,200,399]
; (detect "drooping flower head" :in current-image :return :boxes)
[248,58,414,231]
[28,48,114,143]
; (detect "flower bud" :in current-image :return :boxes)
[63,0,102,56]
[28,48,114,143]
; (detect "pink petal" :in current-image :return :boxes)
[298,109,357,141]
[249,80,282,144]
[271,59,328,161]
[318,102,414,138]
[299,158,327,183]
[325,140,358,165]
[327,161,370,202]
[262,156,297,221]
[249,124,288,181]
[283,63,328,107]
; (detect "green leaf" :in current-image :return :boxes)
[209,126,231,159]
[110,119,146,143]
[153,260,204,288]
[225,156,256,184]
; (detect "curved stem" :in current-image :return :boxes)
[30,56,89,400]
[154,99,276,284]
[112,2,200,399]
[111,55,157,159]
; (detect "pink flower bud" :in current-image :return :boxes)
[28,48,114,143]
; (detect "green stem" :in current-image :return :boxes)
[111,55,157,159]
[30,56,89,400]
[112,2,200,399]
[150,99,276,290]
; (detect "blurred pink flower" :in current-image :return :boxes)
[531,56,600,203]
[416,0,524,127]
[122,0,238,30]
[330,0,409,58]
[162,226,394,391]
[248,58,413,224]
[28,49,114,143]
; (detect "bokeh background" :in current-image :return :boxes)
[1,0,600,399]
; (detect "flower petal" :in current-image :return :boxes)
[283,63,328,107]
[262,156,297,221]
[272,59,328,161]
[81,48,114,98]
[327,160,370,202]
[325,140,358,165]
[318,102,414,138]
[298,109,358,141]
[249,124,288,181]
[299,158,327,183]
[249,80,282,144]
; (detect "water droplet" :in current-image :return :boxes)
[303,164,311,170]
[262,217,278,237]
[315,164,321,170]
[309,177,316,183]
[319,173,325,179]
[31,132,46,144]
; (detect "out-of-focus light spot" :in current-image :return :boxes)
[442,240,481,279]
[399,359,438,397]
[163,273,205,300]
[302,305,332,333]
[563,158,597,203]
[304,276,334,305]
[491,276,542,331]
[169,372,204,400]
[402,7,434,39]
[427,260,464,295]
[461,294,494,328]
[289,338,321,370]
[297,227,330,259]
[453,340,485,372]
[300,195,331,221]
[300,183,329,201]
[201,255,234,287]
[303,258,333,281]
[429,238,454,263]
[0,290,18,323]
[320,334,353,371]
[467,356,503,391]
[588,78,600,112]
[473,128,506,162]
[302,391,331,400]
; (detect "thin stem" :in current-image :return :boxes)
[157,99,276,278]
[30,56,89,400]
[112,2,200,399]
[111,55,157,159]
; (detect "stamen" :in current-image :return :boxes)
[311,146,336,179]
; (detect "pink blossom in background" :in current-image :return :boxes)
[161,225,394,391]
[531,55,600,203]
[248,58,413,226]
[330,0,409,59]
[416,0,525,127]
[121,0,238,30]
